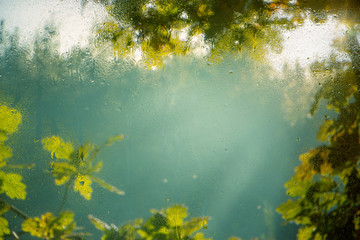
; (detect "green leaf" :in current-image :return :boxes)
[0,216,10,238]
[182,217,210,235]
[276,199,302,221]
[51,162,76,185]
[42,136,74,160]
[91,161,103,173]
[285,176,312,197]
[297,227,314,240]
[194,232,211,240]
[91,175,125,195]
[88,215,110,231]
[22,211,76,239]
[316,120,334,142]
[75,142,96,164]
[105,134,125,146]
[0,145,12,164]
[74,174,93,200]
[0,201,9,216]
[0,171,26,199]
[0,105,22,137]
[166,204,188,227]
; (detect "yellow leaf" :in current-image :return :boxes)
[194,232,211,240]
[320,161,333,175]
[296,151,317,180]
[182,217,210,235]
[42,136,74,160]
[51,162,76,185]
[285,176,311,197]
[92,161,103,172]
[22,211,75,239]
[317,120,334,142]
[166,204,188,227]
[297,227,314,240]
[91,176,125,195]
[74,174,93,200]
[0,133,8,143]
[157,226,169,234]
[137,229,149,238]
[0,145,11,165]
[22,213,53,238]
[77,142,95,161]
[0,171,26,199]
[88,215,110,231]
[105,134,125,146]
[0,105,22,136]
[197,4,213,17]
[276,199,302,220]
[0,217,10,237]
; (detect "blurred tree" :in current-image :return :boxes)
[95,0,360,67]
[276,22,360,240]
[95,0,291,67]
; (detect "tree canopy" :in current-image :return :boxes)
[95,0,360,67]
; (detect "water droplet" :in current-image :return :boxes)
[163,178,168,183]
[85,106,90,111]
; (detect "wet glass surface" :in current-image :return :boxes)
[0,1,359,239]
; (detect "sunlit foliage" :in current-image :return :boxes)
[96,0,290,67]
[42,135,125,200]
[0,104,30,239]
[22,211,76,240]
[89,204,211,240]
[0,201,10,238]
[277,26,360,239]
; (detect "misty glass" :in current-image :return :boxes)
[0,1,359,240]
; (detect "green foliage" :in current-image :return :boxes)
[22,211,76,240]
[277,27,360,239]
[0,104,28,200]
[96,0,290,67]
[89,204,211,240]
[0,201,10,238]
[0,104,32,239]
[0,172,26,200]
[42,135,125,200]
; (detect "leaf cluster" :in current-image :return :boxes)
[96,0,294,67]
[277,27,360,239]
[89,204,211,240]
[42,135,125,200]
[0,105,29,238]
[22,211,76,240]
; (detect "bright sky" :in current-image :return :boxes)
[268,16,348,72]
[0,0,107,53]
[0,0,347,66]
